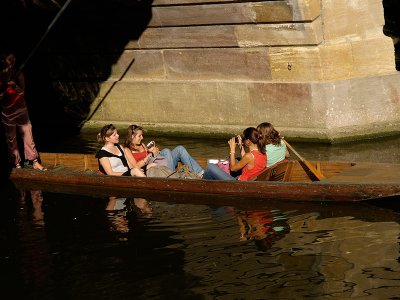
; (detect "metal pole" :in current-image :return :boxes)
[15,0,74,77]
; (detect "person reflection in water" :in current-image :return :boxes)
[20,190,45,226]
[236,209,290,251]
[106,196,152,217]
[106,196,153,241]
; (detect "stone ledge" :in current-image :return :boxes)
[83,73,400,143]
[83,120,400,144]
[132,19,323,49]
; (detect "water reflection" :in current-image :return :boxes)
[21,190,45,226]
[3,185,400,299]
[236,209,290,252]
[106,197,153,242]
[106,196,152,216]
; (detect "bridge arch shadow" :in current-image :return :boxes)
[0,0,153,178]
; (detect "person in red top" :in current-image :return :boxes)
[123,124,204,176]
[0,51,46,170]
[203,127,267,181]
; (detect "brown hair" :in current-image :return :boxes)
[97,124,116,144]
[257,122,281,146]
[124,124,143,148]
[242,127,266,154]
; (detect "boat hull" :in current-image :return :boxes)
[10,167,400,202]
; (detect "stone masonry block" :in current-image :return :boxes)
[350,37,396,77]
[269,47,323,81]
[107,50,166,80]
[150,3,256,27]
[135,26,237,48]
[253,0,320,22]
[322,0,386,41]
[319,43,353,80]
[163,48,271,81]
[236,17,323,47]
[247,82,322,128]
[150,0,320,27]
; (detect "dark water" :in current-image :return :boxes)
[2,132,400,299]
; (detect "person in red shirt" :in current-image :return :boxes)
[0,51,46,170]
[123,124,204,176]
[203,127,267,181]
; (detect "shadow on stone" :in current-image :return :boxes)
[383,0,400,70]
[0,0,153,169]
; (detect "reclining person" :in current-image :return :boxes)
[96,124,145,177]
[123,124,204,177]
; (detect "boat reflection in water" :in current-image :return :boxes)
[236,209,290,251]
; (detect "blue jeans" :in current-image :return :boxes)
[203,163,236,181]
[160,145,203,174]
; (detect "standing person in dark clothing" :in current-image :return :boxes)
[0,51,46,170]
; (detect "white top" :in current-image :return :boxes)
[101,146,129,173]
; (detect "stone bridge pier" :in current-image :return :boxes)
[85,0,400,142]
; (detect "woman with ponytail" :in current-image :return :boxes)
[203,127,267,181]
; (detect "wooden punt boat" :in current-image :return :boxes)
[9,152,400,202]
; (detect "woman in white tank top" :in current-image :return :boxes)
[96,124,145,177]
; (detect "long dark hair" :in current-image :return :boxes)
[97,124,116,144]
[257,122,281,146]
[124,124,143,148]
[242,127,266,154]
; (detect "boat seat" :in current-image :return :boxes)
[254,160,292,182]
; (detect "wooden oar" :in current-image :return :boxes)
[283,139,327,181]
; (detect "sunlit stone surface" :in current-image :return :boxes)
[81,0,400,142]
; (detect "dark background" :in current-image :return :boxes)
[0,0,153,177]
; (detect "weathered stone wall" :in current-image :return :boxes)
[83,0,400,142]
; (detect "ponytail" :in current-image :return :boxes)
[242,127,266,154]
[97,124,116,145]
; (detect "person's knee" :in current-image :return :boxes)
[161,148,171,155]
[174,145,187,154]
[204,163,216,174]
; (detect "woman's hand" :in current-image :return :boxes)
[228,137,236,154]
[130,167,146,177]
[237,135,246,157]
[148,145,160,157]
[237,135,243,145]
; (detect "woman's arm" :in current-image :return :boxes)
[230,153,252,172]
[285,148,290,158]
[99,157,126,176]
[124,147,139,169]
[125,146,152,169]
[228,137,252,171]
[123,148,147,176]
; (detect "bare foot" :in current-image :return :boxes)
[33,159,47,171]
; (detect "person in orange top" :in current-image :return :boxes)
[203,127,267,181]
